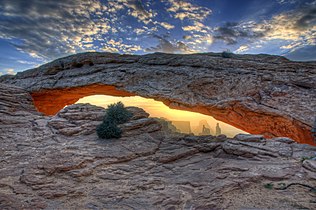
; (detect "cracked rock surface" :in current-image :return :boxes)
[0,83,316,210]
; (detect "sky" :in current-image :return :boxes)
[0,0,315,75]
[77,95,247,137]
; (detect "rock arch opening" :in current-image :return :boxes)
[30,84,314,145]
[76,94,248,137]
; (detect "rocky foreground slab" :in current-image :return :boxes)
[0,83,315,209]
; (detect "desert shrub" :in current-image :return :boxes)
[97,102,132,139]
[264,183,274,189]
[105,101,133,124]
[97,120,122,139]
[221,50,234,58]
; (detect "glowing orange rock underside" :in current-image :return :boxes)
[31,84,315,145]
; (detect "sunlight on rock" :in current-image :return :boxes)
[76,95,248,137]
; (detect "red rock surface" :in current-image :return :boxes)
[31,84,135,115]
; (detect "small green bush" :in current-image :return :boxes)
[97,120,122,139]
[264,183,274,189]
[97,102,132,139]
[105,101,133,124]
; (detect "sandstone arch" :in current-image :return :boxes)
[1,52,315,145]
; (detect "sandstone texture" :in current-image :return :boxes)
[0,83,316,209]
[0,52,315,144]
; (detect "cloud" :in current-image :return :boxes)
[0,0,148,60]
[160,22,175,30]
[164,0,212,21]
[101,38,142,53]
[280,42,301,49]
[4,68,16,75]
[183,35,192,40]
[134,28,147,35]
[285,45,316,61]
[294,7,316,29]
[145,34,193,53]
[277,0,299,4]
[190,34,213,44]
[1,0,313,62]
[17,60,38,65]
[0,0,112,59]
[182,21,208,32]
[120,0,156,24]
[214,22,265,45]
[214,4,316,55]
[256,7,316,41]
[235,45,249,53]
[254,5,316,53]
[1,0,203,60]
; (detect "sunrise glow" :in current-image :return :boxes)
[76,95,248,137]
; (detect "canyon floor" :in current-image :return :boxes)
[0,83,316,210]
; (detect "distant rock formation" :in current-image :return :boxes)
[0,52,315,144]
[153,117,179,133]
[200,125,211,135]
[194,119,215,135]
[216,123,222,136]
[0,83,316,209]
[171,121,192,134]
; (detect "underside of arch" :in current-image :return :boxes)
[31,84,314,145]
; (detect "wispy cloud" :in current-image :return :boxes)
[277,0,299,4]
[215,3,316,55]
[235,45,249,53]
[0,0,111,59]
[101,39,142,53]
[159,22,175,30]
[145,34,194,53]
[108,0,156,24]
[0,0,314,62]
[164,0,212,21]
[214,21,265,45]
[4,68,16,75]
[0,0,149,60]
[17,60,38,65]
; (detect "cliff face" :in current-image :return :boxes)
[1,83,316,209]
[1,52,315,144]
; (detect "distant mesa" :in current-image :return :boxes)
[156,117,179,133]
[171,121,192,134]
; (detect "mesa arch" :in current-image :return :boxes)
[0,52,315,145]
